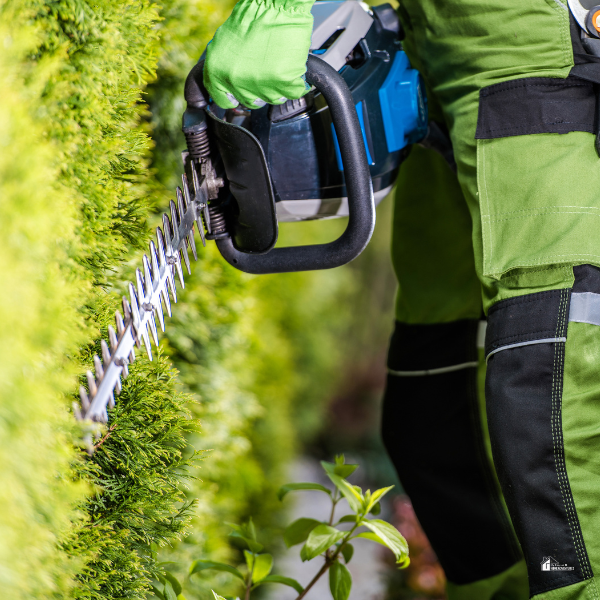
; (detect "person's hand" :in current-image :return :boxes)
[204,0,315,109]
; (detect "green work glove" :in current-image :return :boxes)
[204,0,316,109]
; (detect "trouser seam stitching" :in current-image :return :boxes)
[552,289,594,585]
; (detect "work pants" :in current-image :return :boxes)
[382,2,600,599]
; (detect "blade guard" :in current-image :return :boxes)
[193,55,375,274]
[206,111,278,254]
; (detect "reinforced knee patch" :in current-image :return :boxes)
[485,265,600,597]
[382,320,521,585]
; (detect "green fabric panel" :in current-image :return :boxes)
[482,265,575,310]
[205,0,315,108]
[446,559,529,600]
[393,144,482,323]
[531,577,599,600]
[561,322,600,599]
[478,132,600,277]
[396,0,580,311]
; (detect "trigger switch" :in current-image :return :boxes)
[269,94,314,123]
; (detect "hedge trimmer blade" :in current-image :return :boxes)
[74,161,210,434]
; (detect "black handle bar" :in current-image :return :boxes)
[215,54,375,274]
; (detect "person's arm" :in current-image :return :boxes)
[204,0,316,109]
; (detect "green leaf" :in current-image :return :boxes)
[163,581,177,600]
[228,520,263,552]
[363,520,410,568]
[337,515,358,524]
[258,574,304,593]
[370,502,381,515]
[284,518,322,547]
[277,482,332,501]
[301,524,346,561]
[321,460,359,480]
[325,472,363,513]
[163,572,182,595]
[189,561,245,581]
[355,531,385,544]
[245,552,273,583]
[341,543,354,564]
[212,592,227,600]
[229,530,263,553]
[364,486,394,514]
[151,584,165,600]
[244,550,254,573]
[247,518,258,542]
[329,560,352,600]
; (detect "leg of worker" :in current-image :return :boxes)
[398,0,600,597]
[381,132,527,599]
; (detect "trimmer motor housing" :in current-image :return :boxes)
[209,1,428,222]
[181,0,428,274]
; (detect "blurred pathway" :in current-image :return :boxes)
[265,458,386,600]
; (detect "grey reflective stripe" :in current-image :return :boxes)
[569,292,600,326]
[477,321,487,350]
[485,338,567,362]
[388,361,479,377]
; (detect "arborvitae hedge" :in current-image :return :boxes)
[0,1,354,598]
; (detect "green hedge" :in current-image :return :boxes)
[0,1,355,598]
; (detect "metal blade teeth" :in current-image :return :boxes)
[151,239,172,318]
[174,192,192,276]
[130,281,152,360]
[164,212,185,289]
[148,246,167,329]
[141,259,161,343]
[76,163,211,436]
[157,226,177,304]
[108,325,118,353]
[171,198,190,278]
[86,371,97,399]
[79,387,90,412]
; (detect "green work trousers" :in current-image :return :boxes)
[381,1,600,599]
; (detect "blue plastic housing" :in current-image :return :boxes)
[332,100,374,172]
[379,51,428,152]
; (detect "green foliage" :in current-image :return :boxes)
[1,1,360,599]
[0,0,201,597]
[0,4,87,597]
[187,457,409,600]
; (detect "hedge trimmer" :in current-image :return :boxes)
[74,1,430,445]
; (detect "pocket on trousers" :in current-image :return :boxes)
[475,77,600,277]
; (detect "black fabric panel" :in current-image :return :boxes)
[485,289,570,356]
[486,289,592,596]
[382,321,521,585]
[475,76,596,140]
[387,320,479,371]
[572,264,600,293]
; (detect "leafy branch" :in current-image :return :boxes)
[155,456,410,600]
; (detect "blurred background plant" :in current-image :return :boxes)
[0,0,446,598]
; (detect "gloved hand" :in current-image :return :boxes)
[204,0,316,109]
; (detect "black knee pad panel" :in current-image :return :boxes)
[486,285,593,596]
[382,320,521,585]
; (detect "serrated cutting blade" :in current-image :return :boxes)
[76,162,212,441]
